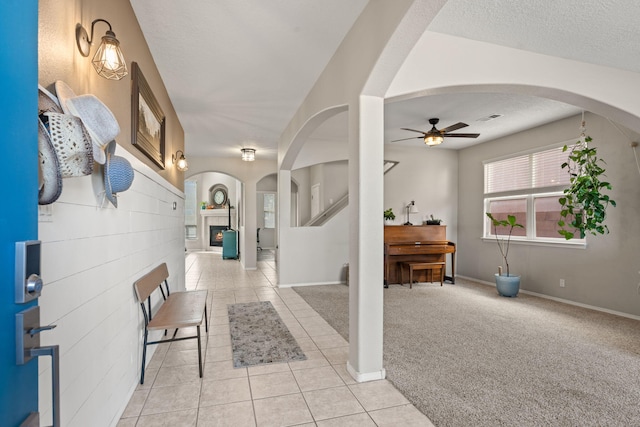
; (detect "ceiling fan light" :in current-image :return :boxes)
[424,135,444,146]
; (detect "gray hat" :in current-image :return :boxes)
[37,118,62,205]
[38,85,63,204]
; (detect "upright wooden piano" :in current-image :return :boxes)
[384,225,456,287]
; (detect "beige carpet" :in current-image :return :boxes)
[293,279,640,426]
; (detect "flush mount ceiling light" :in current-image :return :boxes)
[241,148,256,161]
[172,150,188,171]
[76,19,128,80]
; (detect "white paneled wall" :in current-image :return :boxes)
[37,145,185,427]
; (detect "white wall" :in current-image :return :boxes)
[458,113,640,316]
[38,147,185,426]
[278,207,350,286]
[292,168,311,225]
[322,161,349,208]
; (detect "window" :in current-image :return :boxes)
[263,193,276,229]
[484,144,583,244]
[184,180,197,240]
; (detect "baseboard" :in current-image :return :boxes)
[346,362,386,383]
[456,275,640,321]
[278,281,344,288]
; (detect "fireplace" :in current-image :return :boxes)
[209,226,228,246]
[200,208,236,251]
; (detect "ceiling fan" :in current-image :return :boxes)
[392,118,480,146]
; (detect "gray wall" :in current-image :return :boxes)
[458,113,640,316]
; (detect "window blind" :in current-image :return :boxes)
[485,146,570,194]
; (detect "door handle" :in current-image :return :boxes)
[16,307,60,427]
[28,324,57,336]
[28,345,60,427]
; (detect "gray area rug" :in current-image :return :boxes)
[293,280,640,426]
[228,301,306,368]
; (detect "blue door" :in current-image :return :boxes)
[0,0,40,425]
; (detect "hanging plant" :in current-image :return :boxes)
[558,135,616,240]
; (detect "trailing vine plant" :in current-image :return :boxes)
[557,121,616,240]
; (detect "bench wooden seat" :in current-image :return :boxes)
[400,261,446,288]
[134,263,208,384]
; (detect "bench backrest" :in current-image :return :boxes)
[134,263,170,303]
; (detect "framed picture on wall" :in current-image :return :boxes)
[131,62,166,169]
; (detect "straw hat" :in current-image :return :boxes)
[55,81,120,165]
[103,141,134,208]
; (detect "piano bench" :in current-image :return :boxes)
[401,262,446,288]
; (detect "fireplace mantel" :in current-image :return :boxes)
[200,208,234,217]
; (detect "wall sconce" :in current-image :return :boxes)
[76,19,128,80]
[241,148,256,161]
[404,200,419,225]
[172,150,188,171]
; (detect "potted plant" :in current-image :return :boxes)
[558,136,616,239]
[486,212,524,297]
[425,214,441,225]
[384,208,395,222]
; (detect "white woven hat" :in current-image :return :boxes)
[37,118,62,205]
[55,81,120,165]
[103,141,134,208]
[43,112,94,177]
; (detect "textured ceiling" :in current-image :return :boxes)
[429,0,640,74]
[129,0,369,159]
[130,0,640,160]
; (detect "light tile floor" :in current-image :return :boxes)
[119,250,434,426]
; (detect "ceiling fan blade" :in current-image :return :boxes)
[439,122,468,133]
[442,132,480,138]
[391,136,423,142]
[400,127,428,134]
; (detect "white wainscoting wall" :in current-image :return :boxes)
[37,145,185,427]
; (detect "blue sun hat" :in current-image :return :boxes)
[103,141,134,208]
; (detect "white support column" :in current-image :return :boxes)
[347,95,385,382]
[241,181,257,270]
[276,169,292,282]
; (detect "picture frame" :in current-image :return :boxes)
[131,62,166,169]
